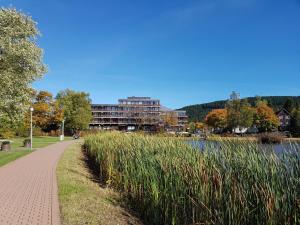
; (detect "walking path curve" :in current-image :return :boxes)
[0,140,74,225]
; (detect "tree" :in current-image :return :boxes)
[180,96,300,122]
[226,99,254,130]
[205,109,227,129]
[195,122,205,130]
[56,89,92,134]
[283,98,295,113]
[295,102,299,111]
[31,91,63,132]
[0,8,46,128]
[290,110,300,137]
[254,101,279,132]
[240,104,255,128]
[161,111,178,128]
[188,122,196,133]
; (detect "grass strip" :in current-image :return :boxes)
[0,150,31,167]
[56,141,143,225]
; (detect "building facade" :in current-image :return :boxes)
[90,96,188,131]
[230,91,240,101]
[276,108,291,131]
[160,108,188,132]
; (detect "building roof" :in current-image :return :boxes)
[127,96,151,99]
[276,108,291,116]
[119,96,160,101]
[91,104,118,107]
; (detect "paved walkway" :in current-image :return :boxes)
[0,141,74,225]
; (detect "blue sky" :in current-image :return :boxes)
[1,0,300,108]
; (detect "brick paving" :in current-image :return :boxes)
[0,141,73,225]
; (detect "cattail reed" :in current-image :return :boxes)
[84,132,300,225]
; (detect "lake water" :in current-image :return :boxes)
[188,140,300,155]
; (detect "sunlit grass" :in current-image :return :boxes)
[0,150,31,167]
[10,136,73,150]
[84,132,300,225]
[0,136,73,167]
[57,141,143,225]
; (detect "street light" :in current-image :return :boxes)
[60,119,65,141]
[30,107,34,150]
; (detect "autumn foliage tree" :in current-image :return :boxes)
[33,91,63,132]
[161,111,178,128]
[24,91,63,133]
[205,109,227,130]
[254,101,279,132]
[195,122,206,130]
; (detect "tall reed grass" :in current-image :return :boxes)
[84,132,300,225]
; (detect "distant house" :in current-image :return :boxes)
[229,91,240,101]
[276,108,291,131]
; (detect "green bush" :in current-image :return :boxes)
[0,128,15,139]
[15,125,29,137]
[84,132,300,225]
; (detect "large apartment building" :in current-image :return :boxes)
[90,96,188,131]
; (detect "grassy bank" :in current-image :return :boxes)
[0,150,31,167]
[84,132,300,225]
[56,141,143,225]
[0,136,72,167]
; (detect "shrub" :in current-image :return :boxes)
[15,125,29,137]
[80,129,101,137]
[49,130,60,136]
[84,132,300,225]
[33,127,46,136]
[258,133,284,144]
[0,128,15,139]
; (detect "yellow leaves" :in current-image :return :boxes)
[36,91,52,102]
[195,122,205,130]
[255,102,280,130]
[24,90,63,131]
[205,109,228,129]
[162,111,178,126]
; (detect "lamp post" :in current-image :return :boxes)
[60,119,65,141]
[30,107,34,150]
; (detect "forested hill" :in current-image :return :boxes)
[179,96,300,122]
